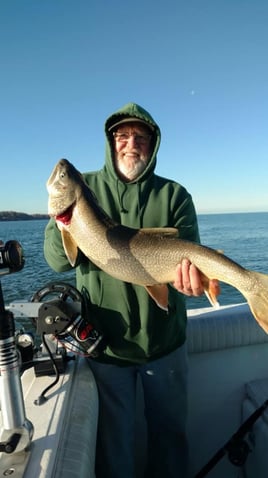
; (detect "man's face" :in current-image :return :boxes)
[113,122,152,181]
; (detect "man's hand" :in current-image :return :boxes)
[146,259,220,309]
[173,259,206,297]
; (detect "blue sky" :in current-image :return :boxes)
[0,0,267,214]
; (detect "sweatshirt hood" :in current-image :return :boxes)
[103,102,161,183]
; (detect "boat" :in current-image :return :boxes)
[1,277,268,478]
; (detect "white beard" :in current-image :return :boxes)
[116,159,147,181]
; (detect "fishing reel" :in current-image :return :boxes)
[0,240,25,276]
[31,281,106,360]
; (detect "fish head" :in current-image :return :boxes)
[47,158,84,224]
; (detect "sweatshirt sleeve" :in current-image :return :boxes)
[171,187,200,244]
[44,218,73,272]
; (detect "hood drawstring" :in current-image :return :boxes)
[137,183,143,228]
[116,180,143,228]
[117,180,128,214]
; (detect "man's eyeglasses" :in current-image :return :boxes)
[113,132,151,145]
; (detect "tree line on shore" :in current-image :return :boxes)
[0,211,49,221]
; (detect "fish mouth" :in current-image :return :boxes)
[55,203,74,225]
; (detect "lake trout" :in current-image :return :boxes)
[47,158,268,334]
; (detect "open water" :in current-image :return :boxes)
[0,212,268,330]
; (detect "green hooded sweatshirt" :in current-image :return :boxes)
[44,102,200,365]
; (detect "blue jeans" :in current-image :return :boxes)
[89,345,189,478]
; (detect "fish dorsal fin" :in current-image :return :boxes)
[61,229,78,267]
[141,227,178,237]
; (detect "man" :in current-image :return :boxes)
[44,102,208,477]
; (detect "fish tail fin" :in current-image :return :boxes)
[244,270,268,334]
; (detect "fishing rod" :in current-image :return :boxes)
[194,398,268,477]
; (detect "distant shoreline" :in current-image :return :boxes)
[0,210,267,222]
[0,211,49,222]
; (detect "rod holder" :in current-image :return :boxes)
[0,281,33,454]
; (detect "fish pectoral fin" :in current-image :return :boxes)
[61,229,78,267]
[141,227,178,237]
[201,273,221,307]
[145,284,169,312]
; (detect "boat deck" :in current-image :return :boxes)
[1,302,268,477]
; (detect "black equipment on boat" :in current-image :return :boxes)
[0,240,24,275]
[31,281,106,359]
[27,281,106,404]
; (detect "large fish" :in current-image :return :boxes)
[47,159,268,333]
